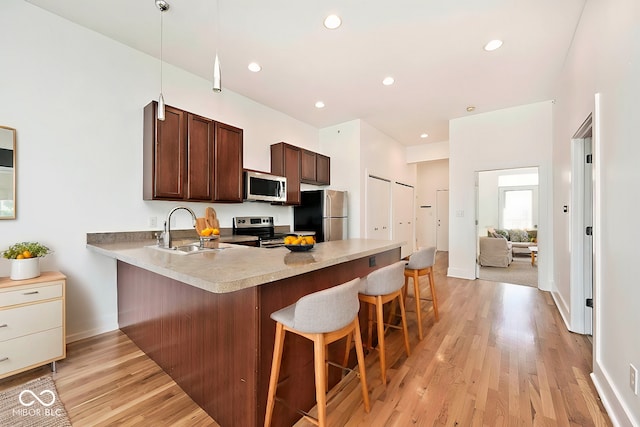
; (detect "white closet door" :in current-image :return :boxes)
[393,182,415,258]
[366,175,391,240]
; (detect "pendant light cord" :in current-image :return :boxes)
[160,10,164,94]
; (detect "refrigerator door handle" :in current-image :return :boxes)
[326,218,331,241]
[325,192,331,218]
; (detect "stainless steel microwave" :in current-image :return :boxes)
[243,171,287,203]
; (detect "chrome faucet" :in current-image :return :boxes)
[160,206,197,248]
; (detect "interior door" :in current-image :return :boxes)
[584,137,593,335]
[366,175,391,240]
[393,182,415,258]
[436,190,449,251]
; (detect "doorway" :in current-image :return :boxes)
[570,114,594,335]
[436,190,449,251]
[476,167,539,288]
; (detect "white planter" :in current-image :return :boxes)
[10,257,41,280]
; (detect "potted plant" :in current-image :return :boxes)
[2,241,52,280]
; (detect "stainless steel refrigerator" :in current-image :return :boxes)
[294,190,348,242]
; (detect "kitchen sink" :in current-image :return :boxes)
[147,243,224,255]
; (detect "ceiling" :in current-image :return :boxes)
[24,0,586,146]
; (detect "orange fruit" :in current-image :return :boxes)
[16,254,25,259]
[212,228,220,235]
[22,250,32,258]
[201,228,213,236]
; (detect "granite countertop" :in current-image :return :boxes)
[86,232,401,294]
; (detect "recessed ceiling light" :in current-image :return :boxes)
[248,62,262,72]
[484,39,503,51]
[420,133,429,139]
[315,101,325,109]
[323,14,342,29]
[382,76,395,86]
[466,106,476,112]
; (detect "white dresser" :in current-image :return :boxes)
[0,271,66,379]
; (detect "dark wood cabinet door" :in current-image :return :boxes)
[144,101,244,203]
[316,153,330,185]
[144,102,186,200]
[271,142,301,205]
[300,149,317,183]
[186,114,213,201]
[214,122,243,202]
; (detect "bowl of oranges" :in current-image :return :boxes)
[283,233,316,252]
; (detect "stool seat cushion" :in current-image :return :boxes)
[270,278,362,334]
[360,261,407,296]
[406,247,436,270]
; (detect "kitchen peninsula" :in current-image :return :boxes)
[87,233,401,427]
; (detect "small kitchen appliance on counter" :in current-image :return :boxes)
[232,216,288,248]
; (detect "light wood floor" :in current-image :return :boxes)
[1,253,611,426]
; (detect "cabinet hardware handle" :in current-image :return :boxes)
[23,291,39,295]
[0,324,7,328]
[0,357,8,363]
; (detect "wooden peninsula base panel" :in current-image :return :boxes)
[117,248,399,427]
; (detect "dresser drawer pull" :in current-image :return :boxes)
[0,357,8,363]
[0,324,7,328]
[22,291,40,295]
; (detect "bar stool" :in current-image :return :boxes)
[264,278,370,427]
[357,261,411,386]
[404,247,438,340]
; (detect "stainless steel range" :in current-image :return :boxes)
[232,216,288,248]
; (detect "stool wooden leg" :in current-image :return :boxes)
[343,332,352,369]
[375,295,388,385]
[367,303,374,350]
[352,318,370,413]
[427,267,439,321]
[397,291,411,357]
[412,271,424,340]
[265,323,285,427]
[313,335,328,427]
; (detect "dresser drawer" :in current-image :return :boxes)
[0,328,64,377]
[0,281,63,307]
[0,300,63,342]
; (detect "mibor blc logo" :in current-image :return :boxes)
[12,388,65,418]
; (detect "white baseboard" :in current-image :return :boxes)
[592,361,637,427]
[66,315,119,343]
[447,267,476,280]
[551,290,572,332]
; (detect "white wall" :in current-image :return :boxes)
[448,101,553,292]
[415,159,448,248]
[360,121,417,238]
[407,141,450,163]
[477,170,500,236]
[319,120,361,238]
[553,0,640,424]
[0,0,320,341]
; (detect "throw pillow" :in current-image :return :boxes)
[509,229,529,242]
[494,229,509,240]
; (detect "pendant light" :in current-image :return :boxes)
[156,0,169,120]
[212,0,222,92]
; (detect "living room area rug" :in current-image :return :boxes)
[478,255,538,287]
[0,375,71,427]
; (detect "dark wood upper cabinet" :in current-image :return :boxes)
[144,102,186,200]
[214,122,243,202]
[143,101,243,203]
[270,142,301,205]
[301,149,330,185]
[186,113,214,201]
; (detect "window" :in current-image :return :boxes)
[501,189,533,229]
